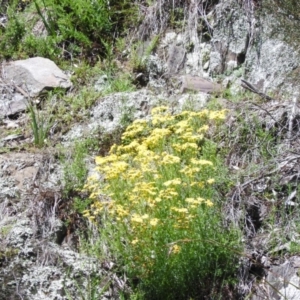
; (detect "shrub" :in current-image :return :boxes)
[0,1,26,58]
[0,0,137,61]
[83,106,241,299]
[33,0,112,56]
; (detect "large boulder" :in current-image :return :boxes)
[0,57,72,117]
[2,57,72,97]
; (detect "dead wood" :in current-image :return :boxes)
[241,79,274,101]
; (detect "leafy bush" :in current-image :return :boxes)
[0,1,26,58]
[33,0,112,55]
[0,0,137,61]
[83,106,241,299]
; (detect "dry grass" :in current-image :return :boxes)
[213,92,300,297]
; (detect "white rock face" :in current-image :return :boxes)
[246,39,298,93]
[63,89,164,142]
[210,0,299,95]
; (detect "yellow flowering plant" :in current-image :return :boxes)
[83,106,241,299]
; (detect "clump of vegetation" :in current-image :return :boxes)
[28,102,52,148]
[0,0,137,62]
[83,106,242,299]
[61,138,100,196]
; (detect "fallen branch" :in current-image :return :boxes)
[240,155,300,189]
[241,79,273,101]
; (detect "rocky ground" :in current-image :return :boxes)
[1,0,300,299]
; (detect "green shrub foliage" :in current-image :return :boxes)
[83,107,242,299]
[0,0,136,61]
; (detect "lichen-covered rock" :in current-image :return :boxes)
[210,0,300,95]
[63,89,165,142]
[210,0,249,75]
[0,151,116,300]
[252,257,300,300]
[245,32,298,94]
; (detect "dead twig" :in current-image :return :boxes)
[239,155,300,189]
[287,95,298,145]
[247,101,286,130]
[241,79,273,101]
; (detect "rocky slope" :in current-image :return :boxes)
[1,0,300,299]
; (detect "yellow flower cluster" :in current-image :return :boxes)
[170,244,181,254]
[83,106,227,276]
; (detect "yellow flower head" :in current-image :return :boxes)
[132,239,139,245]
[161,153,181,165]
[170,244,181,254]
[190,158,213,166]
[171,207,188,213]
[163,178,182,187]
[131,214,144,223]
[205,200,214,207]
[206,178,215,184]
[150,218,159,226]
[151,106,169,116]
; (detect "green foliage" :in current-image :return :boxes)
[218,104,277,166]
[290,241,300,255]
[72,196,93,215]
[170,7,185,28]
[44,86,100,131]
[71,61,104,87]
[0,247,19,260]
[30,0,112,59]
[70,60,135,94]
[61,138,98,196]
[0,225,13,237]
[64,272,109,300]
[83,107,241,299]
[130,35,160,73]
[28,102,52,148]
[0,1,26,58]
[107,74,136,94]
[22,34,61,59]
[0,0,138,61]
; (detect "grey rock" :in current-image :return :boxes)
[94,74,109,92]
[63,89,166,142]
[252,259,300,300]
[180,75,223,94]
[167,43,186,74]
[0,150,112,300]
[176,92,210,112]
[160,32,177,47]
[0,93,28,117]
[203,60,210,70]
[210,0,248,75]
[8,218,34,248]
[210,0,299,94]
[147,54,167,91]
[3,57,72,97]
[1,134,24,142]
[246,38,298,93]
[20,243,105,300]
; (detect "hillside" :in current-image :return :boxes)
[1,0,300,299]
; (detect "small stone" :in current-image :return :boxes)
[203,61,210,70]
